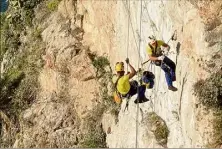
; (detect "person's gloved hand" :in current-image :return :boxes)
[166,46,170,51]
[157,55,165,61]
[125,58,129,64]
[163,46,170,55]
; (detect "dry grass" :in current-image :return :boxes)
[80,104,107,148]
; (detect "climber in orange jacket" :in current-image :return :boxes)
[146,36,177,91]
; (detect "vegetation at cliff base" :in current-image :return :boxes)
[194,70,222,148]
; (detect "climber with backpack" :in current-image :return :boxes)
[146,36,177,91]
[112,58,150,104]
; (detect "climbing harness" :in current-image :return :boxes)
[124,96,130,112]
[113,75,124,104]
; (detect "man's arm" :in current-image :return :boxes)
[125,58,136,79]
[147,46,159,61]
[162,43,169,47]
[162,43,170,54]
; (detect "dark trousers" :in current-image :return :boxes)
[124,81,147,103]
[160,56,176,87]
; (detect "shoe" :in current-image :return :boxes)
[168,86,178,91]
[134,97,149,104]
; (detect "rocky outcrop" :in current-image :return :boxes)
[6,0,221,148]
[13,2,104,147]
[77,0,222,148]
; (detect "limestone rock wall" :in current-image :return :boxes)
[77,0,222,148]
[11,0,222,148]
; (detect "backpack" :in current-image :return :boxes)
[113,91,122,104]
[140,71,155,89]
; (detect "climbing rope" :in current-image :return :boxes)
[126,0,130,73]
[136,0,143,148]
[122,0,144,114]
[122,1,178,147]
[123,0,131,113]
[122,0,143,63]
[122,0,143,148]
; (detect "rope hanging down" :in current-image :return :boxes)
[126,0,130,72]
[123,0,131,113]
[136,0,143,148]
[122,0,143,63]
[123,0,144,113]
[122,0,145,148]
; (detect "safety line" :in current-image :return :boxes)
[126,0,130,72]
[136,0,143,148]
[122,0,143,63]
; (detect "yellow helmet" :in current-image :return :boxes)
[115,62,124,72]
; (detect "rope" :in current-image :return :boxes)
[122,0,143,63]
[123,0,131,114]
[136,0,143,148]
[126,0,130,72]
[122,1,151,148]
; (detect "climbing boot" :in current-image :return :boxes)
[168,86,178,91]
[134,97,149,104]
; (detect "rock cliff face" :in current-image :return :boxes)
[2,0,221,148]
[76,0,222,148]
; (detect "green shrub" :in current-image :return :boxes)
[88,52,110,78]
[32,27,43,40]
[0,68,25,105]
[146,112,169,146]
[80,130,106,148]
[89,53,119,112]
[80,104,107,148]
[193,71,222,109]
[0,0,45,147]
[80,53,119,148]
[92,56,110,71]
[0,0,43,63]
[47,0,61,11]
[209,110,222,148]
[194,71,222,147]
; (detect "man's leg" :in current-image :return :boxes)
[136,85,149,103]
[128,81,138,97]
[163,56,176,81]
[161,64,173,87]
[128,81,149,103]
